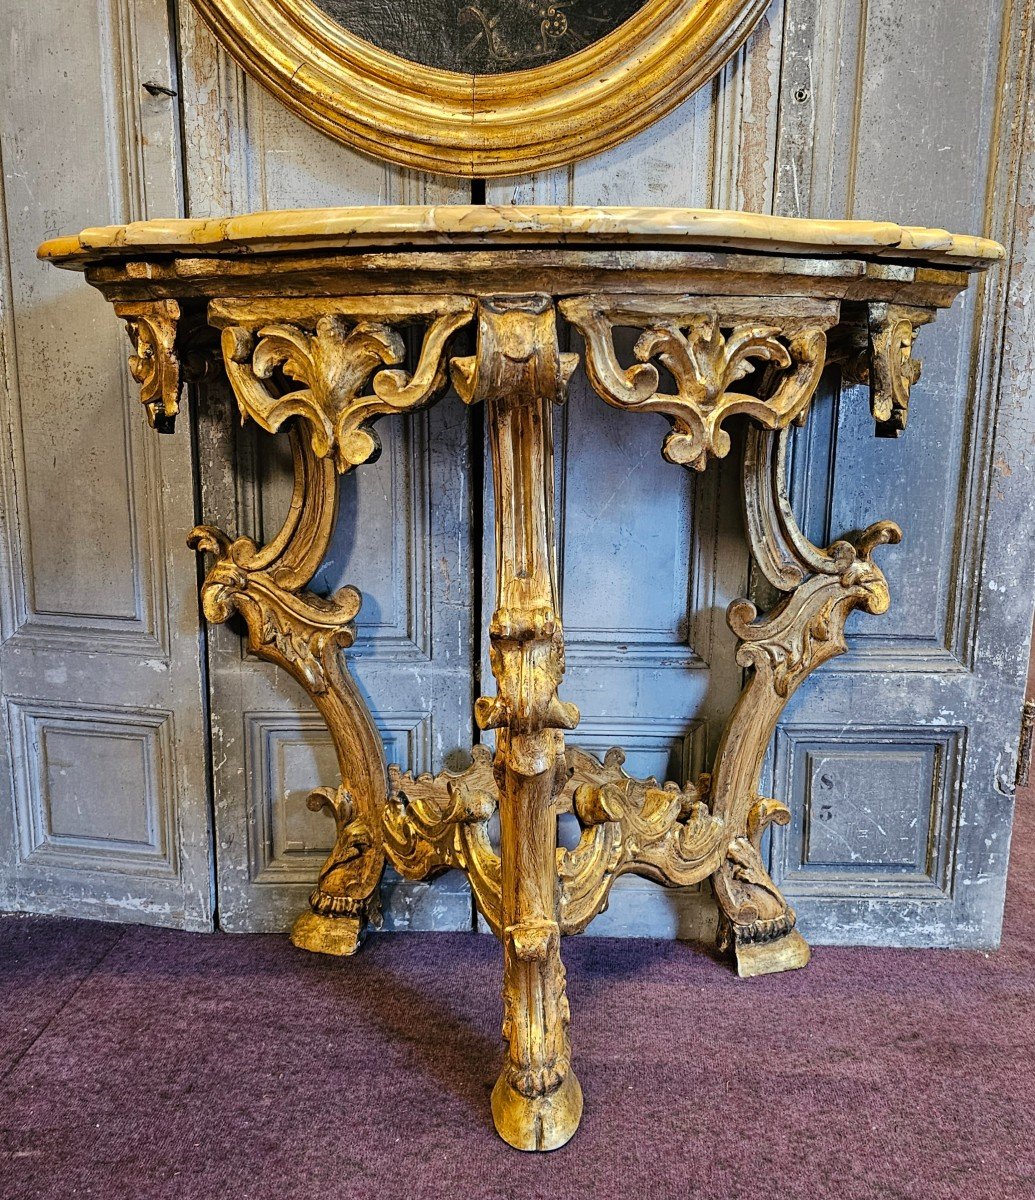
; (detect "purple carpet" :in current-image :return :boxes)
[3,795,1034,1200]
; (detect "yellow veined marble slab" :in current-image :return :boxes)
[38,206,1004,270]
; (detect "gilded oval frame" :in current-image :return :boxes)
[190,0,772,177]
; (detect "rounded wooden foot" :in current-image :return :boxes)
[290,910,363,957]
[491,1069,583,1152]
[734,928,811,978]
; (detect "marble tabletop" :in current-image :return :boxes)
[38,205,1005,271]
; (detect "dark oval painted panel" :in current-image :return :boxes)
[314,0,651,74]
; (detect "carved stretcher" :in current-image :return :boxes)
[40,206,1001,1150]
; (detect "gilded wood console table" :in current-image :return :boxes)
[40,207,1001,1151]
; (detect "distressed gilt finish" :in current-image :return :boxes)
[185,0,772,177]
[39,205,1000,1149]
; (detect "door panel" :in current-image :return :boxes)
[481,0,1035,947]
[0,0,212,927]
[766,0,1033,946]
[4,0,1030,947]
[550,384,748,937]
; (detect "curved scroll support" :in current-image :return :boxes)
[557,747,726,934]
[561,296,830,471]
[189,426,388,957]
[210,296,476,472]
[708,425,901,976]
[386,746,503,935]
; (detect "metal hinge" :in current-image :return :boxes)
[1017,699,1035,790]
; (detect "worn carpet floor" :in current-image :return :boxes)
[2,790,1033,1200]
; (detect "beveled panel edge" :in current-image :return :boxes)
[5,696,179,878]
[771,723,966,904]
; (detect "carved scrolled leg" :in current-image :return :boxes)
[192,297,475,954]
[452,296,582,1151]
[708,426,901,976]
[564,298,852,974]
[190,427,388,954]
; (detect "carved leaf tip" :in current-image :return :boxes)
[449,354,478,404]
[855,519,903,558]
[307,784,355,825]
[187,524,232,557]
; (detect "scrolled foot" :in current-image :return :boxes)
[729,925,812,979]
[711,798,811,978]
[290,909,364,957]
[491,1067,584,1152]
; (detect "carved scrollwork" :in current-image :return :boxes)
[210,297,476,471]
[728,518,901,700]
[454,296,582,1150]
[707,426,901,973]
[830,302,934,436]
[557,747,726,934]
[304,785,377,920]
[115,300,182,432]
[189,426,387,951]
[187,523,361,694]
[501,918,571,1101]
[561,296,830,470]
[715,798,795,947]
[867,303,934,436]
[386,746,503,935]
[115,300,217,432]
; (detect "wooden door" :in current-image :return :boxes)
[0,0,213,928]
[763,0,1035,946]
[3,0,1031,951]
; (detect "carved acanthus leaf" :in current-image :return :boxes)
[115,300,182,432]
[867,304,933,436]
[188,523,361,694]
[557,746,726,934]
[219,300,475,471]
[305,785,378,918]
[501,918,570,1099]
[561,298,828,470]
[386,746,502,934]
[729,519,901,699]
[451,293,578,408]
[477,629,580,745]
[715,797,796,945]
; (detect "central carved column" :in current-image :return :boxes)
[452,296,582,1151]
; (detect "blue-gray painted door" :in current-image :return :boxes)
[481,0,1035,948]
